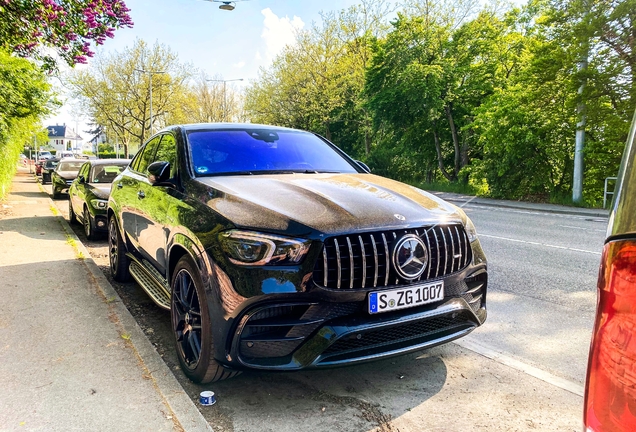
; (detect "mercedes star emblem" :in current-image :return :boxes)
[392,234,428,280]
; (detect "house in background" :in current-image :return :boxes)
[46,124,83,153]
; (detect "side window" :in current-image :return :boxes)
[130,146,146,172]
[134,136,161,175]
[79,163,90,180]
[153,134,177,177]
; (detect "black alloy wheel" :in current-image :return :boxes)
[173,267,203,370]
[84,207,96,240]
[171,255,239,383]
[108,216,130,282]
[68,200,78,224]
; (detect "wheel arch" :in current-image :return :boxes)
[168,234,207,289]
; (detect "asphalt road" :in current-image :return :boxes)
[459,203,604,387]
[50,187,596,432]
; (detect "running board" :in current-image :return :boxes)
[127,257,171,310]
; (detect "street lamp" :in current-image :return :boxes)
[206,78,243,122]
[135,68,166,135]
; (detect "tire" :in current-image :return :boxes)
[52,188,60,199]
[84,207,96,240]
[108,216,130,282]
[68,201,78,224]
[171,255,240,383]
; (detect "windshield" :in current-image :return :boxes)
[187,129,359,176]
[57,161,84,172]
[90,163,128,183]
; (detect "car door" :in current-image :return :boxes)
[135,133,180,275]
[71,162,90,218]
[117,137,161,247]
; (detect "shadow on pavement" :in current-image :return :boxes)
[0,215,70,241]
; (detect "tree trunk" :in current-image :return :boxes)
[445,103,461,177]
[325,122,332,141]
[433,128,453,182]
[364,117,371,156]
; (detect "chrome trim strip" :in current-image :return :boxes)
[439,226,448,275]
[423,229,432,280]
[463,226,469,267]
[432,228,441,278]
[323,247,328,287]
[382,233,389,286]
[371,235,379,288]
[334,238,341,289]
[359,235,366,289]
[346,237,354,289]
[450,226,457,273]
[393,232,398,285]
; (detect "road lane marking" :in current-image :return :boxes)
[479,233,602,255]
[458,203,608,221]
[454,338,584,397]
[559,225,606,233]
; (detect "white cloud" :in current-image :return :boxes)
[260,8,304,63]
[233,61,246,69]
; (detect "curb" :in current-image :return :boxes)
[46,190,212,432]
[437,196,609,219]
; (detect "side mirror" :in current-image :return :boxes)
[148,161,171,185]
[355,160,371,173]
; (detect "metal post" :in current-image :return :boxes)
[572,46,588,203]
[149,72,153,134]
[206,78,243,122]
[135,68,165,137]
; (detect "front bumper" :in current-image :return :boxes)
[223,269,487,370]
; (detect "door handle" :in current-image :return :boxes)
[117,183,123,189]
[137,190,145,199]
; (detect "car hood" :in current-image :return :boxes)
[89,184,111,200]
[196,173,465,235]
[56,171,79,180]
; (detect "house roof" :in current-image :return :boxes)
[46,125,82,140]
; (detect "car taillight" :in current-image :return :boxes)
[585,240,636,432]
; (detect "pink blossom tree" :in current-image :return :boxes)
[0,0,133,69]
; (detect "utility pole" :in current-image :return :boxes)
[572,48,588,204]
[206,78,243,122]
[135,68,166,135]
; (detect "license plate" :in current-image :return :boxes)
[368,281,444,314]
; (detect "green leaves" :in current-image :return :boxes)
[0,0,133,70]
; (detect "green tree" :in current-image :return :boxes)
[0,49,55,199]
[68,39,191,154]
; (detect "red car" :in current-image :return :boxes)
[584,108,636,431]
[34,158,47,176]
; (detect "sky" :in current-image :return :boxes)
[44,0,372,137]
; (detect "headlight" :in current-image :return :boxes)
[220,230,311,266]
[464,215,478,243]
[90,199,108,209]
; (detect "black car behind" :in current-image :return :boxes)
[51,159,85,199]
[108,124,488,383]
[69,159,130,240]
[41,158,59,184]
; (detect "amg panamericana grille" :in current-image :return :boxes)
[313,224,472,289]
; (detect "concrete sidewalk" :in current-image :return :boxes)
[0,170,210,432]
[430,191,609,218]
